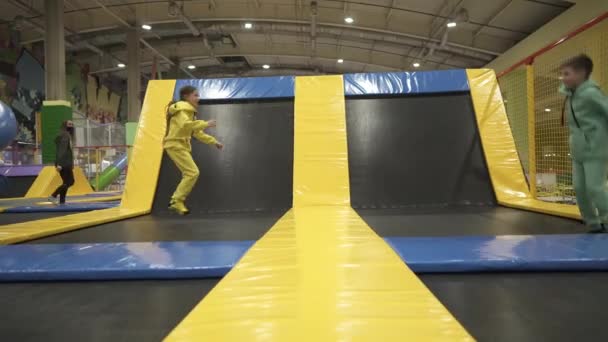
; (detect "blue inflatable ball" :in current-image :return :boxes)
[0,101,17,150]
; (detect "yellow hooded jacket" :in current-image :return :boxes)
[164,101,218,151]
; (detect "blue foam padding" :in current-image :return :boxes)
[4,201,120,213]
[344,70,469,96]
[0,241,254,281]
[385,234,608,273]
[175,76,295,100]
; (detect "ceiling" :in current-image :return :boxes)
[0,0,574,79]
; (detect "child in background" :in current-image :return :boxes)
[164,85,223,215]
[560,54,608,233]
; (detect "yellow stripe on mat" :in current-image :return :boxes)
[165,75,472,341]
[466,69,580,220]
[0,80,176,243]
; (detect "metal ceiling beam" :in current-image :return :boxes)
[414,0,464,63]
[169,1,201,36]
[91,53,393,75]
[472,0,514,39]
[22,15,500,59]
[8,0,108,57]
[88,34,468,74]
[93,0,195,78]
[386,0,398,22]
[150,18,502,56]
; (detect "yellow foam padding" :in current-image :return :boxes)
[0,208,145,244]
[166,75,473,341]
[293,76,350,206]
[121,80,176,212]
[0,80,176,243]
[25,166,93,198]
[467,69,581,220]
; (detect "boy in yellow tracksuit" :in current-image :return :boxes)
[164,85,223,215]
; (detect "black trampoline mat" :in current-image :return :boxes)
[29,210,286,244]
[358,206,585,236]
[346,93,495,208]
[153,99,294,215]
[0,212,74,226]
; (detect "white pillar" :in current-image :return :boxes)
[127,28,141,122]
[44,0,66,100]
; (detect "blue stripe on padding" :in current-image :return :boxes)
[4,201,120,213]
[385,234,608,273]
[175,76,295,100]
[0,241,254,281]
[344,69,469,96]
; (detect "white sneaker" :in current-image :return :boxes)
[48,196,59,205]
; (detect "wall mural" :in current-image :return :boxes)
[0,25,125,144]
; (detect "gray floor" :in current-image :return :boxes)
[2,273,607,342]
[422,272,608,342]
[0,279,219,342]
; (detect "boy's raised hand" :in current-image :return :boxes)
[207,119,217,128]
[216,142,224,150]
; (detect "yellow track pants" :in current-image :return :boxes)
[165,147,199,202]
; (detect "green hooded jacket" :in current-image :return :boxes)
[559,79,608,161]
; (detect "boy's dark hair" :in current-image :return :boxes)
[560,54,593,79]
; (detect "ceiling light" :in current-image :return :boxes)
[447,21,457,28]
[412,62,420,68]
[117,63,126,68]
[244,22,253,29]
[344,17,354,24]
[262,64,270,69]
[141,24,152,30]
[544,108,551,112]
[187,65,196,70]
[337,59,344,64]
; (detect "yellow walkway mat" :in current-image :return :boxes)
[0,208,145,244]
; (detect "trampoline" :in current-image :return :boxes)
[1,71,602,342]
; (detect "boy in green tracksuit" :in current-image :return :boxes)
[560,54,608,233]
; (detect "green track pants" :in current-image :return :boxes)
[573,159,608,225]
